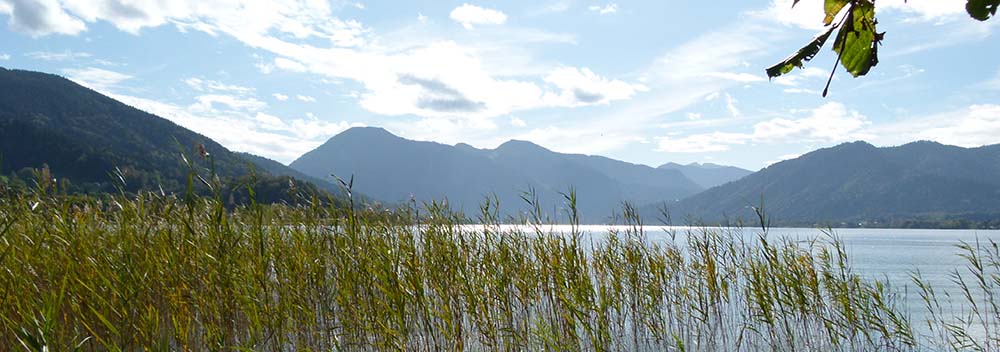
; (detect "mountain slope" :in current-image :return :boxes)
[236,152,341,193]
[664,141,1000,225]
[0,67,329,202]
[658,162,753,189]
[290,127,703,222]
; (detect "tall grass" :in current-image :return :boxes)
[0,181,995,350]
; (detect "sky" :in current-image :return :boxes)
[1,0,999,170]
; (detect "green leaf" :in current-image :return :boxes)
[766,26,837,79]
[833,1,882,77]
[967,0,1000,21]
[824,0,850,25]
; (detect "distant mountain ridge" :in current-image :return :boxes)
[290,127,706,222]
[660,141,1000,226]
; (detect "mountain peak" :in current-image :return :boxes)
[338,126,395,138]
[496,139,550,153]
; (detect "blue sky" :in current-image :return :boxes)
[1,0,998,170]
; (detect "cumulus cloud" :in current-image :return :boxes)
[543,67,647,106]
[1,0,643,127]
[0,53,9,60]
[450,4,507,29]
[272,93,289,101]
[296,94,316,102]
[0,0,665,157]
[0,0,86,36]
[588,3,618,15]
[657,102,871,153]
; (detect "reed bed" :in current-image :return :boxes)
[0,185,996,351]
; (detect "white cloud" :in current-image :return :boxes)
[62,67,132,90]
[657,132,748,153]
[588,3,618,15]
[647,24,773,84]
[183,77,253,94]
[10,0,371,47]
[533,0,574,15]
[543,66,647,106]
[296,94,316,102]
[752,102,870,141]
[0,0,86,36]
[1,0,641,128]
[873,104,1000,147]
[112,92,356,162]
[417,12,428,23]
[885,19,996,57]
[273,93,289,101]
[255,62,274,74]
[724,93,741,117]
[26,50,90,61]
[450,3,507,29]
[657,102,871,153]
[54,66,344,162]
[191,94,267,112]
[274,57,307,72]
[510,117,527,127]
[0,53,8,60]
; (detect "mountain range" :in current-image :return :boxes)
[2,66,998,228]
[662,141,1000,227]
[289,127,726,222]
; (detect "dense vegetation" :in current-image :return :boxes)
[2,183,999,351]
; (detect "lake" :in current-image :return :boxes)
[482,224,1000,341]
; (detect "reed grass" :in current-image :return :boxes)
[0,181,995,351]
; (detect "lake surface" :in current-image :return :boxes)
[483,225,1000,338]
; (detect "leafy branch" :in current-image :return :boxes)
[767,0,997,97]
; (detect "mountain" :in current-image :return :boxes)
[0,67,330,203]
[290,127,703,222]
[662,141,1000,226]
[657,162,753,189]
